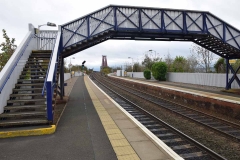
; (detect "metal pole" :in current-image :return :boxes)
[60,57,64,99]
[37,26,40,50]
[226,58,229,90]
[132,58,133,78]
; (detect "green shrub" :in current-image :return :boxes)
[143,69,151,80]
[152,62,167,81]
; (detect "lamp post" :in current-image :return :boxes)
[128,57,133,78]
[149,49,157,59]
[69,57,75,77]
[37,22,56,50]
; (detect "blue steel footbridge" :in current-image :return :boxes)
[0,5,240,125]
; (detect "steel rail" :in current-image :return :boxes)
[105,75,240,141]
[91,73,226,160]
[109,76,240,141]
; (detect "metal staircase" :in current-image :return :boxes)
[0,50,60,127]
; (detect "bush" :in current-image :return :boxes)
[152,62,167,81]
[143,69,151,80]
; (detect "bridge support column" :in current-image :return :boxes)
[60,56,65,99]
[225,58,240,90]
[226,58,230,90]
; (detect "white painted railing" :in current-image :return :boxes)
[36,30,58,50]
[0,24,36,114]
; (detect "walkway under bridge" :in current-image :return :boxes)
[0,5,240,123]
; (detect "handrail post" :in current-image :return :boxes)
[47,81,53,121]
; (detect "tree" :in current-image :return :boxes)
[101,67,112,75]
[151,62,167,81]
[214,58,226,73]
[142,54,155,70]
[133,62,144,72]
[0,29,17,71]
[186,53,198,72]
[164,53,174,72]
[172,56,187,72]
[190,44,214,72]
[232,59,240,74]
[63,59,69,73]
[143,69,151,80]
[112,66,122,72]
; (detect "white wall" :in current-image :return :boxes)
[126,72,145,78]
[124,72,240,89]
[64,72,83,81]
[167,72,240,88]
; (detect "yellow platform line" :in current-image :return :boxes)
[0,125,56,138]
[85,77,140,160]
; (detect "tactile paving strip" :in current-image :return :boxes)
[85,79,140,160]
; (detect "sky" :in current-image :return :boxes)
[1,0,240,71]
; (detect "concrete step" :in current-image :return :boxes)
[0,111,46,118]
[19,75,46,78]
[13,88,43,92]
[21,70,47,73]
[7,98,46,103]
[23,68,47,71]
[25,61,49,64]
[32,50,52,53]
[15,83,44,87]
[4,104,46,110]
[24,66,48,68]
[10,93,44,97]
[17,79,45,82]
[21,71,47,75]
[28,54,51,60]
[0,118,48,127]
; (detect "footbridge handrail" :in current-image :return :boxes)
[0,26,33,94]
[44,26,61,121]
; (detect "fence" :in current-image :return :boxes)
[123,72,240,89]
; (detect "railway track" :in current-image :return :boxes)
[90,73,227,160]
[95,73,240,142]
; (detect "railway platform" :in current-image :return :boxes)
[0,76,183,160]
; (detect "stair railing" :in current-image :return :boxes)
[35,30,58,50]
[42,26,61,122]
[0,24,35,114]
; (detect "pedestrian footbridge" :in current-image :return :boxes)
[0,5,240,126]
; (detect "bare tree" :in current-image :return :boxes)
[164,53,173,72]
[142,54,155,70]
[186,53,198,72]
[190,43,214,72]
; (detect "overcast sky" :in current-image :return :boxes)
[1,0,240,71]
